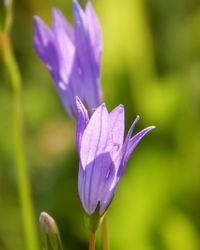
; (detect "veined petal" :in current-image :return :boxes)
[78,163,87,212]
[33,16,58,74]
[85,1,102,72]
[78,152,116,215]
[52,8,74,43]
[99,181,117,215]
[34,16,75,117]
[52,8,75,85]
[80,103,109,170]
[76,97,89,151]
[100,124,155,213]
[86,153,115,214]
[117,116,140,176]
[73,0,102,111]
[109,105,124,159]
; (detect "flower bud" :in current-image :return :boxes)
[39,212,63,250]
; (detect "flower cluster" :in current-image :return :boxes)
[34,0,155,220]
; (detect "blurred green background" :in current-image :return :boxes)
[1,0,200,249]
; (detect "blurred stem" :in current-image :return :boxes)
[0,9,39,250]
[101,215,109,250]
[89,230,96,250]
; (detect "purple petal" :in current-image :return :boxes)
[80,103,109,170]
[78,162,87,212]
[89,153,115,214]
[100,124,154,214]
[117,116,140,176]
[109,105,125,159]
[78,103,119,214]
[99,180,117,214]
[76,97,89,151]
[52,9,83,118]
[85,1,102,72]
[78,153,115,214]
[34,15,74,117]
[52,8,74,43]
[52,8,75,86]
[73,0,102,112]
[33,16,58,74]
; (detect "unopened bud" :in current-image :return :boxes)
[39,212,63,250]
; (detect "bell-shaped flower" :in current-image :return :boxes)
[33,0,102,118]
[76,97,155,216]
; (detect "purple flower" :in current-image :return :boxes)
[34,0,102,118]
[76,97,155,216]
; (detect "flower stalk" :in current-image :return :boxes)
[0,2,39,250]
[89,230,96,250]
[101,215,109,250]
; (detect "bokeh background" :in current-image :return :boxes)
[1,0,200,249]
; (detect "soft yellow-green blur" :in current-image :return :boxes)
[0,0,200,249]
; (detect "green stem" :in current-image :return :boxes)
[0,24,39,250]
[101,215,109,250]
[89,230,96,250]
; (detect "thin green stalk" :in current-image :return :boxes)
[0,8,39,250]
[101,215,109,250]
[89,230,96,250]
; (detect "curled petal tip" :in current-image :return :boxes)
[73,0,80,8]
[52,7,59,16]
[73,0,85,27]
[76,95,81,103]
[118,104,124,110]
[86,0,93,9]
[33,15,41,24]
[146,125,156,132]
[117,105,124,115]
[75,96,86,112]
[130,115,140,131]
[52,7,57,12]
[100,103,107,112]
[135,115,140,121]
[39,211,48,220]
